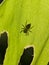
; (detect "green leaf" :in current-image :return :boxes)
[0,0,49,65]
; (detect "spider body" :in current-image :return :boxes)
[20,21,33,34]
[23,24,31,33]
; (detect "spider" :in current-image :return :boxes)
[20,21,34,35]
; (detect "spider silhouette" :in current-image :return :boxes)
[20,21,34,35]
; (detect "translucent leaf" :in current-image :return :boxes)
[0,0,49,65]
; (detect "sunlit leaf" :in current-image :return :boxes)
[0,0,49,65]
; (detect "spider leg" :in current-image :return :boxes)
[21,28,24,29]
[25,20,27,26]
[20,30,23,33]
[29,28,32,33]
[30,26,34,29]
[22,24,25,27]
[29,26,34,32]
[25,31,29,35]
[29,30,32,32]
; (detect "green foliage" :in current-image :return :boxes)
[0,0,49,65]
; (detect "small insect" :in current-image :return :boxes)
[20,21,34,35]
[18,46,34,65]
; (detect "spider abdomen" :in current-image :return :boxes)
[23,24,31,33]
[26,24,31,29]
